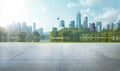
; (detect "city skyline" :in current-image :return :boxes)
[0,0,120,32]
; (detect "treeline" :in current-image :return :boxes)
[50,28,120,42]
[0,27,49,42]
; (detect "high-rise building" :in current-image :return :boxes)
[117,20,120,29]
[96,22,102,32]
[28,26,32,33]
[60,20,65,29]
[76,11,81,29]
[52,27,57,31]
[107,24,110,30]
[22,22,27,32]
[16,22,21,32]
[39,28,43,35]
[113,24,117,30]
[83,16,88,29]
[90,23,95,31]
[69,20,75,29]
[33,23,36,32]
[109,23,114,30]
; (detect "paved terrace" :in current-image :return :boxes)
[0,43,120,71]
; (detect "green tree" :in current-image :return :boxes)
[32,31,40,42]
[50,31,59,42]
[25,33,33,42]
[0,27,7,42]
[0,27,3,41]
[18,32,27,42]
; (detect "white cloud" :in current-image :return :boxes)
[67,2,79,8]
[85,8,90,12]
[81,8,95,18]
[79,0,103,7]
[95,9,119,27]
[79,0,98,6]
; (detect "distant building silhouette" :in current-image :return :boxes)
[113,24,117,30]
[60,20,65,29]
[38,28,43,35]
[69,20,75,29]
[22,22,27,32]
[107,24,110,30]
[90,23,95,31]
[96,22,102,32]
[33,23,36,32]
[52,27,57,31]
[28,26,32,33]
[83,16,88,29]
[109,23,114,30]
[16,22,21,32]
[117,20,120,29]
[76,11,81,29]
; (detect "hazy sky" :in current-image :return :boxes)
[0,0,120,32]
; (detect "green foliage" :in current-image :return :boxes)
[0,27,7,42]
[0,27,3,41]
[18,32,27,42]
[50,28,120,42]
[25,33,33,42]
[32,31,40,42]
[50,31,59,42]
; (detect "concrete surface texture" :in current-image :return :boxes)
[0,43,120,71]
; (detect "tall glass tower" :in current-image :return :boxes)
[33,22,36,32]
[60,20,65,29]
[96,22,102,32]
[83,16,88,29]
[76,11,81,29]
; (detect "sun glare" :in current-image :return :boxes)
[0,0,27,27]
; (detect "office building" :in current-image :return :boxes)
[90,23,95,31]
[83,16,88,29]
[22,22,27,32]
[76,11,81,29]
[33,22,36,32]
[113,24,117,30]
[109,23,114,30]
[107,24,110,30]
[16,22,21,32]
[117,20,120,29]
[52,27,57,31]
[60,20,65,29]
[96,22,102,32]
[28,26,32,33]
[39,28,43,35]
[69,20,75,29]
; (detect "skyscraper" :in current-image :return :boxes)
[28,26,32,33]
[76,11,81,29]
[90,23,95,31]
[39,28,43,35]
[69,20,75,29]
[109,23,114,30]
[16,22,21,32]
[52,27,57,31]
[22,22,27,32]
[33,23,36,32]
[96,22,102,32]
[60,20,65,29]
[83,16,88,29]
[107,24,110,30]
[113,24,117,30]
[117,20,120,29]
